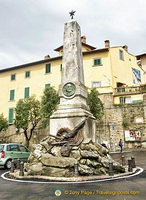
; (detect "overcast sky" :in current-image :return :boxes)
[0,0,146,69]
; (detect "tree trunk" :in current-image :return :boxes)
[24,129,30,148]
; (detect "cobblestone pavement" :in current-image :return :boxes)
[0,150,146,200]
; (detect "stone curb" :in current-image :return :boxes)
[8,167,141,182]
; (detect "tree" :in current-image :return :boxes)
[87,88,104,120]
[40,87,60,128]
[0,114,8,132]
[15,96,40,147]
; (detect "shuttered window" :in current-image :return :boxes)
[45,64,51,73]
[93,58,102,66]
[10,90,15,101]
[25,71,30,78]
[9,108,14,124]
[11,74,16,81]
[24,87,29,99]
[45,83,51,88]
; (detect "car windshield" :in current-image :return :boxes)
[0,145,4,152]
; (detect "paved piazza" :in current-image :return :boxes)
[0,150,146,200]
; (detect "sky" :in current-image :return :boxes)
[0,0,146,69]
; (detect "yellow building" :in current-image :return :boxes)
[0,38,145,124]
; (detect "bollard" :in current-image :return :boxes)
[10,160,15,173]
[19,162,24,176]
[128,159,133,172]
[16,159,21,169]
[131,156,136,168]
[121,155,125,166]
[109,160,114,176]
[74,161,79,177]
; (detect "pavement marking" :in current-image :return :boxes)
[1,167,144,185]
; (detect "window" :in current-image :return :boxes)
[10,90,15,101]
[9,108,14,124]
[119,50,124,60]
[8,145,19,151]
[125,97,131,104]
[93,58,102,66]
[25,71,30,78]
[45,63,51,73]
[92,81,101,88]
[60,64,62,71]
[19,145,29,152]
[119,97,131,104]
[45,83,51,88]
[120,97,125,104]
[24,87,29,99]
[11,74,16,81]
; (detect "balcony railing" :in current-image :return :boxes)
[114,84,146,95]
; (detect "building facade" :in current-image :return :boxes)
[0,39,146,149]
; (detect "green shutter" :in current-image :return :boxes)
[24,87,29,99]
[45,83,51,88]
[25,71,30,78]
[10,90,15,101]
[11,74,15,81]
[9,108,14,124]
[46,64,51,73]
[60,64,62,71]
[94,59,101,66]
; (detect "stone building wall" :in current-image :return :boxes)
[96,94,146,150]
[0,94,146,151]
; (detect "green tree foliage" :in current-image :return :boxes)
[40,87,60,127]
[87,88,104,120]
[15,96,40,147]
[0,114,8,132]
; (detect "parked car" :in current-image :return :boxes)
[0,143,31,169]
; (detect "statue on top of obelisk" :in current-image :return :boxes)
[50,12,95,141]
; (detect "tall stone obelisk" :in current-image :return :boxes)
[50,19,95,140]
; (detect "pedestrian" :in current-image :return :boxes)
[119,139,123,152]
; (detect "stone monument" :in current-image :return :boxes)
[10,15,125,179]
[50,16,96,141]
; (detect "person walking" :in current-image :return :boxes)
[119,139,123,152]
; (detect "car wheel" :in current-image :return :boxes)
[5,160,12,169]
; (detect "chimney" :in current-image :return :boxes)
[44,55,50,60]
[104,40,110,48]
[81,36,86,43]
[123,45,128,52]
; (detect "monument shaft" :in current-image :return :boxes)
[50,19,95,140]
[62,21,84,84]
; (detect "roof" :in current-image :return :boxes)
[136,53,146,60]
[0,48,109,73]
[54,42,96,52]
[0,55,62,73]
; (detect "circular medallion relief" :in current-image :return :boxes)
[63,82,76,97]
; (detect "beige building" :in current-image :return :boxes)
[137,53,146,84]
[0,38,145,125]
